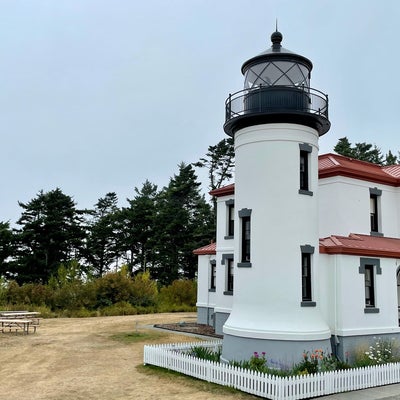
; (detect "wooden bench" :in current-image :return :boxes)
[0,319,33,334]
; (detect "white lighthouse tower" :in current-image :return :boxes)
[221,31,332,366]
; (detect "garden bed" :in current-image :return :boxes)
[154,322,223,338]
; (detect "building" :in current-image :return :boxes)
[194,31,400,366]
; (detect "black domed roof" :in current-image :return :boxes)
[241,31,313,75]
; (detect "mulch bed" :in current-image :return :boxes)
[154,322,223,338]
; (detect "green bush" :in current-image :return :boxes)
[51,281,96,311]
[159,279,197,309]
[190,345,221,362]
[353,337,400,367]
[131,271,158,307]
[94,270,134,307]
[0,269,196,317]
[99,301,138,316]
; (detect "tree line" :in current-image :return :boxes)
[0,163,214,286]
[334,137,399,165]
[0,137,235,287]
[3,134,395,289]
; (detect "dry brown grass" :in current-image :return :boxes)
[0,313,256,400]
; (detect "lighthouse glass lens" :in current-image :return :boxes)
[244,61,310,89]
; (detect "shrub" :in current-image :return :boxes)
[51,281,96,311]
[131,271,158,307]
[99,301,138,316]
[94,270,134,307]
[354,337,400,367]
[189,345,221,362]
[159,280,197,309]
[17,283,53,306]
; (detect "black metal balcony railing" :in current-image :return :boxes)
[224,85,330,135]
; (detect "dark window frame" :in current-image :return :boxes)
[369,187,383,236]
[359,257,381,313]
[300,245,316,307]
[238,209,252,267]
[222,254,234,295]
[209,260,216,292]
[299,143,313,196]
[225,199,235,239]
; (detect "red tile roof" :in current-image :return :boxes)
[209,154,400,196]
[319,233,400,258]
[318,153,400,186]
[193,242,216,255]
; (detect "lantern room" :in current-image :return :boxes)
[223,31,330,137]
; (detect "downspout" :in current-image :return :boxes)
[334,254,340,357]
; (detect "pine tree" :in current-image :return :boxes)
[84,192,119,277]
[153,163,214,285]
[13,188,86,283]
[117,181,159,275]
[0,221,15,279]
[334,137,384,165]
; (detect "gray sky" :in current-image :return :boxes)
[1,0,399,224]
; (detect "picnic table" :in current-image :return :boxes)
[0,311,40,334]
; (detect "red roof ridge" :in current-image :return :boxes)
[348,233,361,240]
[320,233,400,258]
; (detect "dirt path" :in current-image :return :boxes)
[0,313,254,400]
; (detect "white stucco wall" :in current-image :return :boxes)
[319,253,400,336]
[319,176,400,238]
[195,254,216,310]
[214,194,234,315]
[223,123,330,341]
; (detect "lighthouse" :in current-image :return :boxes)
[221,31,332,365]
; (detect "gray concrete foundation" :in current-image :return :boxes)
[221,333,332,370]
[332,332,400,363]
[197,306,215,327]
[214,312,230,336]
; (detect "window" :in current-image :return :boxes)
[369,187,382,236]
[209,260,216,291]
[238,209,252,267]
[300,245,315,306]
[359,257,381,313]
[364,265,375,307]
[299,143,313,196]
[227,259,234,292]
[222,254,234,295]
[225,200,234,239]
[242,217,251,262]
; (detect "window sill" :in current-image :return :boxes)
[370,231,384,237]
[299,189,313,196]
[364,307,380,313]
[224,291,233,296]
[224,235,234,240]
[301,301,316,307]
[208,288,216,293]
[237,262,252,268]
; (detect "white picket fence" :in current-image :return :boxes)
[143,340,400,400]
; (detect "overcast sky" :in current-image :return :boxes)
[1,0,399,224]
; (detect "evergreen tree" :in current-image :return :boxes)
[117,181,159,275]
[0,221,15,279]
[334,137,384,165]
[84,192,119,277]
[193,137,235,191]
[13,188,86,283]
[153,163,214,285]
[384,150,398,166]
[193,137,235,214]
[333,137,354,158]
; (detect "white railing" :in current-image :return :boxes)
[143,340,400,400]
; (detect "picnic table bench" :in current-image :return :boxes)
[0,318,34,334]
[0,311,40,334]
